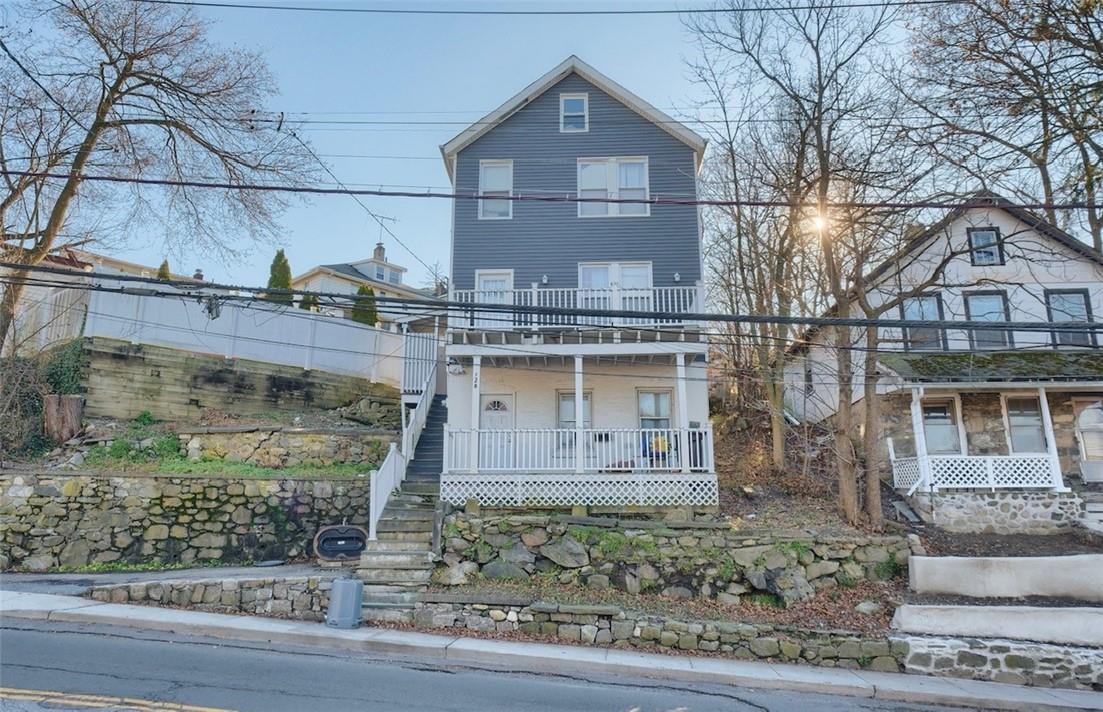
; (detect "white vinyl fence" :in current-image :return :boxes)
[15,275,412,389]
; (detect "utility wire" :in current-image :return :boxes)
[4,169,1101,211]
[0,38,90,132]
[132,0,965,16]
[6,261,1103,334]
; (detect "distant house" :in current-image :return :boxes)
[290,242,441,332]
[784,194,1103,496]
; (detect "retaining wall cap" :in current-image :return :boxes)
[557,604,623,616]
[529,601,560,613]
[417,592,535,607]
[554,515,618,528]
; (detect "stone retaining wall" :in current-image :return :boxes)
[916,492,1083,535]
[0,472,370,571]
[899,634,1103,690]
[89,575,339,622]
[413,594,902,672]
[178,427,394,468]
[438,512,918,605]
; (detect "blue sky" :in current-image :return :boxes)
[118,2,706,289]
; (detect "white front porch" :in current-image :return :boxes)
[440,350,718,507]
[889,386,1067,493]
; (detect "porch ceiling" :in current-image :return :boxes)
[879,350,1103,384]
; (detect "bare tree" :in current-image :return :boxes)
[901,0,1103,249]
[0,0,316,348]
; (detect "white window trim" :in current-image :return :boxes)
[559,92,589,133]
[1000,392,1050,455]
[577,261,654,289]
[478,159,513,220]
[637,388,674,428]
[921,395,968,456]
[1072,396,1103,462]
[556,389,593,428]
[474,268,514,292]
[576,156,650,218]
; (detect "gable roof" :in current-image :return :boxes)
[291,264,440,300]
[439,55,707,181]
[787,192,1103,356]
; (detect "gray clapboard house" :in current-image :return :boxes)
[437,56,718,509]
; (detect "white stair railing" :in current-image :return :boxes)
[369,361,438,541]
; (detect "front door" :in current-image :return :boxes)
[475,271,513,328]
[479,394,515,469]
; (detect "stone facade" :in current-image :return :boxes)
[899,634,1103,690]
[413,594,903,672]
[89,575,339,622]
[0,472,370,571]
[178,427,394,468]
[438,512,917,605]
[918,491,1083,535]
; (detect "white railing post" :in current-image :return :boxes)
[1038,387,1067,491]
[470,356,481,472]
[909,387,933,491]
[574,356,584,474]
[675,353,690,473]
[530,282,540,328]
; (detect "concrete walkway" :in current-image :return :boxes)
[0,564,330,596]
[2,590,1101,711]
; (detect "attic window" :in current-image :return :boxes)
[968,227,1004,266]
[560,93,588,133]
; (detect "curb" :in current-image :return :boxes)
[2,591,1101,711]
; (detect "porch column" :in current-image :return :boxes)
[1038,387,1068,491]
[575,356,584,474]
[470,356,481,472]
[909,386,932,491]
[676,353,690,473]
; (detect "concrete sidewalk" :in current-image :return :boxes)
[0,564,326,596]
[2,591,1101,712]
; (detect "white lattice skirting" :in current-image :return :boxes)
[439,472,719,507]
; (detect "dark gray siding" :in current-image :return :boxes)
[451,73,701,291]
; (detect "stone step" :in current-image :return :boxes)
[361,583,414,595]
[362,590,420,606]
[358,552,435,569]
[377,520,435,533]
[1084,502,1103,512]
[376,530,433,543]
[363,540,433,553]
[381,509,435,522]
[362,606,415,624]
[358,568,434,585]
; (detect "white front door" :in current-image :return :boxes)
[475,271,513,328]
[479,394,515,469]
[579,262,653,325]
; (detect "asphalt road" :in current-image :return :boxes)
[0,621,963,712]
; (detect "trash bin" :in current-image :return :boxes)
[326,578,363,629]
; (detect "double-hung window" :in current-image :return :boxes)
[965,291,1012,349]
[968,227,1004,266]
[1046,289,1094,347]
[900,293,946,351]
[638,391,671,429]
[557,391,592,429]
[1006,397,1047,453]
[577,157,649,217]
[375,266,386,281]
[560,93,588,132]
[922,401,962,454]
[479,160,512,219]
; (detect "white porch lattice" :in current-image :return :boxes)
[891,454,1056,491]
[439,472,719,507]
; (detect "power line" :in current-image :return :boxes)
[4,169,1102,212]
[7,261,1103,334]
[0,38,90,132]
[132,0,964,17]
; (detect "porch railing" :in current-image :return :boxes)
[443,426,714,474]
[449,284,703,329]
[889,443,1059,492]
[402,331,436,395]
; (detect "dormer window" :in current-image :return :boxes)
[375,266,385,281]
[968,227,1004,266]
[560,93,588,133]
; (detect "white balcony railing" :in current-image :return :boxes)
[443,426,714,474]
[890,453,1058,492]
[449,284,703,330]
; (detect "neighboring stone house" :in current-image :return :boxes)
[290,242,443,332]
[784,195,1103,529]
[437,56,716,509]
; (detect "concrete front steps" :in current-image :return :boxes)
[357,489,439,623]
[1080,492,1103,533]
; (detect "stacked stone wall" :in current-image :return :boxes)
[921,492,1083,534]
[89,575,338,622]
[438,512,918,605]
[178,427,394,468]
[0,472,369,570]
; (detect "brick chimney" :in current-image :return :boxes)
[373,242,386,261]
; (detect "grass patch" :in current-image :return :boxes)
[873,558,904,580]
[775,540,812,560]
[746,592,785,608]
[30,559,235,574]
[155,459,369,478]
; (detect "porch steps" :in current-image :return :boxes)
[357,485,439,623]
[405,395,447,484]
[1080,495,1103,534]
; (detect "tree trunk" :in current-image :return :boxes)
[44,394,84,443]
[833,325,861,525]
[767,380,786,469]
[0,276,26,356]
[861,326,884,530]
